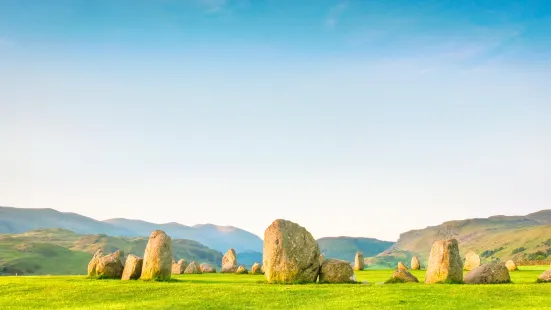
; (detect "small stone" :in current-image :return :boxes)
[236,265,248,274]
[184,261,202,274]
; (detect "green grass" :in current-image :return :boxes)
[0,267,549,309]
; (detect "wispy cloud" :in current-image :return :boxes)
[325,1,348,29]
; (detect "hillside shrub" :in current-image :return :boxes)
[511,247,526,254]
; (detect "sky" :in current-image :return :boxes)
[1,0,550,241]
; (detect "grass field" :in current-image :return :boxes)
[0,266,549,310]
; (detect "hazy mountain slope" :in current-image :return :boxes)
[0,229,222,275]
[103,219,263,253]
[317,237,394,262]
[0,206,134,236]
[236,251,263,268]
[370,210,551,268]
[0,207,263,253]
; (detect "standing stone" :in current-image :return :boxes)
[425,239,463,284]
[172,259,187,274]
[141,230,173,281]
[122,254,143,280]
[411,256,421,270]
[263,219,321,283]
[184,261,202,274]
[354,252,365,271]
[386,269,419,283]
[96,250,125,279]
[221,248,238,273]
[464,263,511,284]
[538,269,551,282]
[397,261,408,271]
[464,251,481,271]
[505,260,518,271]
[200,263,216,273]
[87,249,103,277]
[251,262,263,274]
[318,259,356,283]
[236,265,249,274]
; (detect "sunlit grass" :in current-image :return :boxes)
[0,267,549,309]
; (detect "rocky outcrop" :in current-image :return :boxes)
[87,249,103,277]
[184,261,202,274]
[505,260,518,271]
[121,254,143,280]
[251,262,263,274]
[411,256,421,270]
[221,248,238,273]
[318,259,356,283]
[172,259,187,275]
[464,263,511,284]
[425,239,463,284]
[397,261,408,271]
[95,250,124,279]
[464,251,481,271]
[386,269,419,283]
[140,230,173,281]
[538,269,551,282]
[236,265,248,274]
[200,263,216,273]
[263,219,321,283]
[354,252,365,271]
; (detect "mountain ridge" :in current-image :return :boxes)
[0,206,262,253]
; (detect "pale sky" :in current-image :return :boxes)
[1,1,550,241]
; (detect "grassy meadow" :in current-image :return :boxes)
[0,266,549,310]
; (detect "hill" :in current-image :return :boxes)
[368,210,551,268]
[103,219,263,253]
[317,237,394,262]
[0,228,222,275]
[0,206,263,253]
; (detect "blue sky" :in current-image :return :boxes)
[1,0,550,240]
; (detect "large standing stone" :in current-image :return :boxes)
[184,261,202,274]
[464,263,511,284]
[263,219,321,283]
[236,265,249,274]
[397,261,408,271]
[172,259,187,275]
[200,263,216,273]
[87,249,103,277]
[538,269,551,282]
[464,251,481,271]
[386,269,419,283]
[505,260,518,271]
[425,239,463,284]
[122,254,143,280]
[318,259,356,283]
[221,248,238,273]
[140,230,173,281]
[251,262,263,274]
[354,252,365,271]
[411,256,421,270]
[96,250,125,279]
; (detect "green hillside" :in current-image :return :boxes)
[0,229,222,275]
[317,237,394,262]
[0,206,263,253]
[368,210,551,268]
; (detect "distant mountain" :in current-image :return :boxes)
[0,206,263,253]
[369,210,551,268]
[236,250,263,268]
[317,237,394,262]
[0,228,222,275]
[0,206,134,236]
[103,219,263,253]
